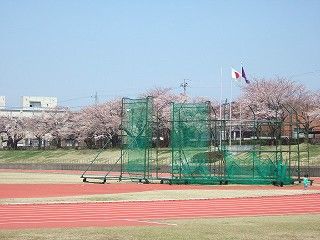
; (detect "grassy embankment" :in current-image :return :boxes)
[0,148,173,165]
[0,215,319,240]
[0,148,123,164]
[0,143,319,165]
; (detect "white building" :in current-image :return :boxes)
[0,96,5,109]
[0,96,66,148]
[21,96,57,109]
[0,96,59,118]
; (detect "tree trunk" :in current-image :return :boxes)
[13,139,20,150]
[84,138,94,149]
[7,137,13,149]
[37,137,42,150]
[111,134,119,147]
[57,138,62,148]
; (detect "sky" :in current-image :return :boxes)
[0,0,319,109]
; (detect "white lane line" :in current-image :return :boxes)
[122,219,177,226]
[1,209,319,226]
[1,199,320,213]
[1,203,320,218]
[0,207,319,224]
[0,218,176,226]
[1,200,319,216]
[1,195,318,207]
[1,197,319,211]
[1,194,319,208]
[0,218,135,226]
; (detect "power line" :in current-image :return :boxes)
[59,96,92,103]
[92,92,99,105]
[289,69,320,79]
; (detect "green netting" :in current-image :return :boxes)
[170,102,222,184]
[121,97,153,179]
[83,97,306,186]
[224,150,291,184]
[222,120,293,185]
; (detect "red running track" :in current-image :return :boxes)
[0,194,319,229]
[0,184,267,198]
[1,183,320,198]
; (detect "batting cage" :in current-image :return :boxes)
[82,97,308,186]
[169,101,223,184]
[120,97,154,182]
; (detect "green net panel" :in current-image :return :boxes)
[223,121,293,185]
[121,97,153,180]
[82,98,306,185]
[224,151,291,185]
[170,102,221,184]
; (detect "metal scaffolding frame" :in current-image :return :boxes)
[81,97,309,186]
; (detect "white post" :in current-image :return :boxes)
[219,67,223,149]
[229,75,233,147]
[239,103,242,146]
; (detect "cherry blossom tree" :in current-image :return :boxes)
[0,116,26,149]
[25,113,53,149]
[239,77,308,120]
[238,78,318,140]
[141,87,184,147]
[77,99,122,148]
[292,91,320,136]
[44,107,73,148]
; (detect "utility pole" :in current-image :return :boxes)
[93,91,98,105]
[180,79,189,95]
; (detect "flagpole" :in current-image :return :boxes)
[229,69,232,147]
[240,61,243,147]
[239,103,242,146]
[219,67,222,149]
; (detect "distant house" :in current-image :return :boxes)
[0,96,65,148]
[21,96,57,109]
[0,96,5,109]
[0,96,58,118]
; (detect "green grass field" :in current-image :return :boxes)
[1,215,319,240]
[0,148,122,164]
[0,143,319,165]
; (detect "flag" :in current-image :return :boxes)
[242,67,250,84]
[231,68,241,79]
